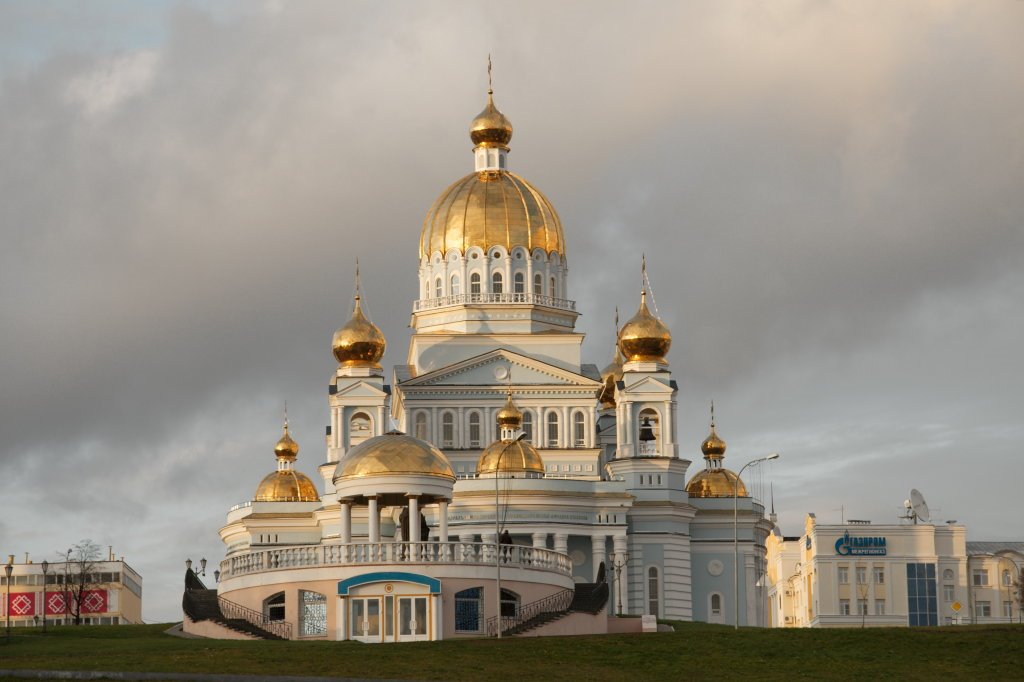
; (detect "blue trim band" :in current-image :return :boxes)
[337,571,441,595]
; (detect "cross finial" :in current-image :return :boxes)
[614,306,619,333]
[354,257,361,302]
[710,400,715,429]
[487,54,493,95]
[283,401,289,430]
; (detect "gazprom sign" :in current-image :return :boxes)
[834,531,887,556]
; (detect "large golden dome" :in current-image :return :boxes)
[477,438,545,476]
[332,294,386,368]
[618,290,671,363]
[470,91,513,148]
[334,431,455,481]
[685,469,747,498]
[420,171,564,259]
[254,470,321,502]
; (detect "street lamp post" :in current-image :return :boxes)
[4,562,12,642]
[185,558,208,577]
[40,560,49,633]
[611,552,630,616]
[996,556,1017,623]
[494,433,526,638]
[733,453,779,630]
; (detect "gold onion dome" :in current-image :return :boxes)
[273,423,300,461]
[477,438,545,476]
[335,431,455,480]
[254,423,320,502]
[332,294,386,368]
[599,346,624,408]
[618,290,671,363]
[470,90,513,148]
[701,425,726,460]
[495,391,523,429]
[420,169,564,258]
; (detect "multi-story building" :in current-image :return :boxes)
[1,553,143,626]
[965,542,1023,624]
[766,514,968,627]
[184,76,774,642]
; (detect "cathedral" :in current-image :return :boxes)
[183,78,773,642]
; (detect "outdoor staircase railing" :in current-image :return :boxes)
[484,587,574,637]
[218,595,292,640]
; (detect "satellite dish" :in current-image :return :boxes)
[909,489,931,524]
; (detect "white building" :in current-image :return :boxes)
[965,542,1024,624]
[767,513,968,627]
[185,79,772,641]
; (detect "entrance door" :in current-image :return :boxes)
[397,596,429,641]
[351,598,381,642]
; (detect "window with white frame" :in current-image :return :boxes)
[874,599,885,615]
[414,412,428,441]
[943,584,955,602]
[1004,601,1013,618]
[298,591,327,637]
[839,599,850,616]
[533,273,542,295]
[514,272,524,294]
[522,411,533,443]
[856,566,867,584]
[1003,569,1013,586]
[441,412,455,448]
[857,600,868,616]
[838,566,849,584]
[492,271,503,294]
[470,272,481,295]
[710,593,722,616]
[943,568,954,581]
[573,411,586,447]
[647,566,660,617]
[550,276,556,298]
[873,566,885,584]
[468,412,481,448]
[434,277,442,298]
[973,569,989,586]
[546,412,559,448]
[977,601,991,617]
[450,274,460,296]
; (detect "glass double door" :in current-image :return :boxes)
[350,595,429,642]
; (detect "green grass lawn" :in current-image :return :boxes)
[1,621,1022,681]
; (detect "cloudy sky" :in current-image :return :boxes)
[1,1,1022,622]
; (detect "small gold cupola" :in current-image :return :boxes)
[599,308,624,408]
[332,262,386,368]
[686,403,747,499]
[495,387,523,434]
[255,413,321,503]
[618,259,671,364]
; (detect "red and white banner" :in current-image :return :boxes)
[46,592,67,615]
[8,593,35,617]
[81,590,107,613]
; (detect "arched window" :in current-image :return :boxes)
[550,276,557,298]
[299,590,327,637]
[350,412,372,447]
[514,272,525,294]
[414,412,428,441]
[500,588,520,618]
[521,411,534,444]
[710,593,723,622]
[264,592,285,622]
[943,568,955,581]
[451,274,460,296]
[470,272,481,296]
[454,587,483,633]
[492,271,503,294]
[638,408,660,456]
[442,412,455,448]
[434,277,442,298]
[468,412,481,448]
[534,273,543,295]
[647,566,660,617]
[1003,569,1013,586]
[573,411,586,447]
[546,412,559,448]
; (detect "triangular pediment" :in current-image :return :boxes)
[619,374,677,395]
[333,381,389,399]
[399,349,601,388]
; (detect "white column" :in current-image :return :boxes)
[614,534,629,614]
[592,535,606,581]
[376,405,385,436]
[340,502,352,543]
[367,496,380,543]
[432,594,443,641]
[561,406,570,449]
[554,533,569,555]
[504,255,511,295]
[337,597,347,641]
[332,406,341,453]
[438,500,449,543]
[532,533,548,549]
[409,496,421,542]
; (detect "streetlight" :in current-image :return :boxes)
[40,560,49,633]
[610,551,630,616]
[494,433,527,638]
[733,452,779,630]
[185,558,207,576]
[4,561,12,643]
[996,556,1018,623]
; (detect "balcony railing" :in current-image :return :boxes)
[219,541,573,580]
[413,292,576,312]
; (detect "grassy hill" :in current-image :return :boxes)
[1,621,1022,681]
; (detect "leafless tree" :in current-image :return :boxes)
[56,539,102,625]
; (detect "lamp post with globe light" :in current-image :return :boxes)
[733,453,779,630]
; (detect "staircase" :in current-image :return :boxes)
[488,577,611,637]
[182,570,291,640]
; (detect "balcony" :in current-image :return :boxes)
[413,293,576,313]
[219,541,573,581]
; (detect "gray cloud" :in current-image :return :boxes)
[1,1,1022,621]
